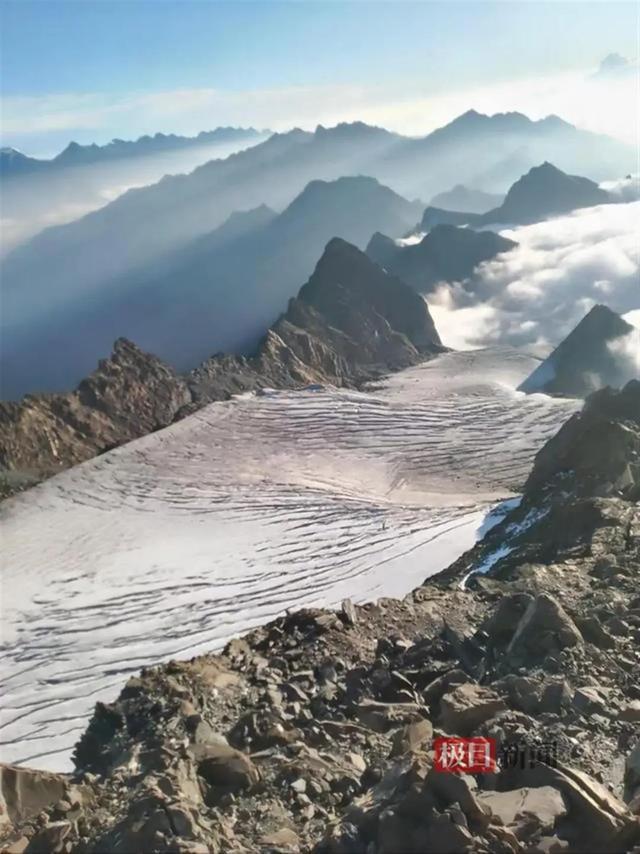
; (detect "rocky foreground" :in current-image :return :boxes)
[1,380,639,854]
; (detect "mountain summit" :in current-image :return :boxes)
[421,163,613,230]
[482,161,611,225]
[519,305,637,397]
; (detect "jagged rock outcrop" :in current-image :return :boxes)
[518,304,638,398]
[366,224,517,293]
[181,236,443,407]
[2,381,638,853]
[0,239,443,493]
[0,339,190,489]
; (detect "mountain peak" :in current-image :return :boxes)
[519,305,636,397]
[278,175,417,228]
[297,238,442,353]
[481,161,610,225]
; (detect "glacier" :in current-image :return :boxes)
[0,347,577,770]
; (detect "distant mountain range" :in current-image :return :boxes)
[0,238,442,487]
[1,112,634,400]
[0,127,273,253]
[1,111,631,328]
[519,305,638,398]
[1,176,423,397]
[366,225,517,293]
[0,128,267,177]
[421,162,613,229]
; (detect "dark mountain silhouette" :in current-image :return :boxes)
[519,305,637,398]
[0,238,442,487]
[479,161,611,225]
[421,163,613,230]
[429,184,504,213]
[366,224,517,293]
[0,128,266,178]
[1,177,422,398]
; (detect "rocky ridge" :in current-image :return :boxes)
[1,381,638,853]
[0,238,443,494]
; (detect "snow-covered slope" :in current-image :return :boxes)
[0,348,577,770]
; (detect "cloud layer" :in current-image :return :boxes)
[429,200,640,355]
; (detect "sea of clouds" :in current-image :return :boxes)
[429,198,640,365]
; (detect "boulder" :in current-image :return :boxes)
[506,594,583,664]
[477,786,567,840]
[619,701,640,722]
[340,599,358,626]
[189,742,260,791]
[572,687,607,716]
[575,616,616,650]
[487,593,534,647]
[424,769,492,830]
[24,821,71,853]
[260,827,300,851]
[3,838,29,854]
[389,718,434,757]
[439,684,507,735]
[356,700,426,733]
[539,680,573,715]
[512,762,637,847]
[423,669,469,707]
[0,764,68,828]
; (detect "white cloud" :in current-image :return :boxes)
[608,328,640,377]
[429,201,640,354]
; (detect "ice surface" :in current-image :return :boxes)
[0,348,577,770]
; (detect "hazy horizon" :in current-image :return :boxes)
[1,1,638,156]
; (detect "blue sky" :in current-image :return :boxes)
[1,1,638,155]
